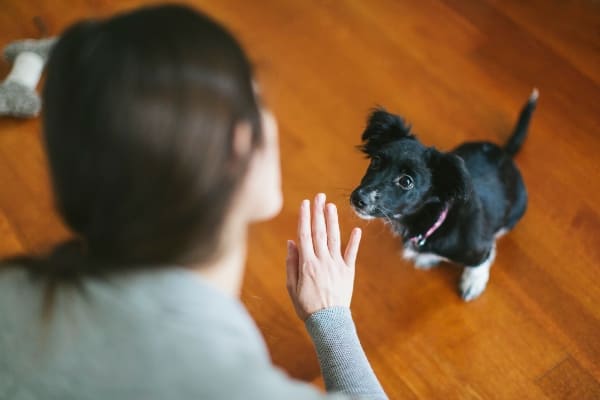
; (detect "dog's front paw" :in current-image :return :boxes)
[403,247,444,270]
[413,255,442,270]
[459,266,490,301]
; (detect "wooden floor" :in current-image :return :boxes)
[1,1,599,398]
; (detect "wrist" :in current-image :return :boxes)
[304,306,353,333]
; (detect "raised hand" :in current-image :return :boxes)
[286,193,362,320]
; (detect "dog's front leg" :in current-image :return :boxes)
[459,245,496,301]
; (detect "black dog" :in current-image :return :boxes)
[350,90,537,301]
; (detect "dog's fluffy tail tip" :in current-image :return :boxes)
[529,88,539,103]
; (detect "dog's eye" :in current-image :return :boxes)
[370,156,382,170]
[395,174,414,190]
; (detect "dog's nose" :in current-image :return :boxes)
[350,189,368,209]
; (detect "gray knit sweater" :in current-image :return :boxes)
[0,267,386,399]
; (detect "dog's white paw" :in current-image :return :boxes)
[403,246,446,270]
[459,267,490,301]
[413,254,443,270]
[459,245,496,301]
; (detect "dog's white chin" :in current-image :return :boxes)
[352,208,376,220]
[355,213,376,220]
[357,214,375,220]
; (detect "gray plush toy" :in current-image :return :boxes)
[0,37,57,118]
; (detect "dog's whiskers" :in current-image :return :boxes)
[375,205,398,223]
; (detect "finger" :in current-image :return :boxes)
[343,227,362,267]
[297,199,315,260]
[326,203,341,257]
[311,193,329,257]
[285,240,299,294]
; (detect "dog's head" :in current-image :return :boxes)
[350,108,470,220]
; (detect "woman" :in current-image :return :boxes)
[0,5,387,399]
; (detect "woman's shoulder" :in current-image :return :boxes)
[0,265,269,358]
[0,265,338,399]
[0,266,275,396]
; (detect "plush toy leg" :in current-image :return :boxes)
[0,52,44,118]
[0,36,57,119]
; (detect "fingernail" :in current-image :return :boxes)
[317,193,325,203]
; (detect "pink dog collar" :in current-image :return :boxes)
[410,204,449,247]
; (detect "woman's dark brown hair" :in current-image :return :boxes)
[12,4,263,280]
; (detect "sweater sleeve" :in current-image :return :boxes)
[305,307,387,399]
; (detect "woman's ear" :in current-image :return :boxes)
[232,121,253,159]
[233,109,282,223]
[427,148,472,203]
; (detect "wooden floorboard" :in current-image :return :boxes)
[1,1,598,398]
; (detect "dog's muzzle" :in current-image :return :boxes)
[350,188,378,219]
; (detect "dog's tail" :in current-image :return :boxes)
[504,88,538,157]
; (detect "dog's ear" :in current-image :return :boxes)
[427,148,471,203]
[359,108,414,154]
